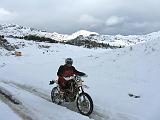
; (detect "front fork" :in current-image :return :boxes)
[79,86,84,93]
[80,86,84,93]
[78,86,86,100]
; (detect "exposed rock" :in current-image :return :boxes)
[0,37,18,51]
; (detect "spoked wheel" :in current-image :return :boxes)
[51,87,62,105]
[76,92,93,116]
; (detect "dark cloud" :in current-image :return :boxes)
[0,0,160,35]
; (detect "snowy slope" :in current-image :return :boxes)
[0,100,21,120]
[1,24,160,47]
[0,35,160,120]
[0,24,98,41]
[82,39,160,120]
[0,82,90,120]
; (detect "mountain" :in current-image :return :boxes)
[1,24,160,47]
[0,24,98,41]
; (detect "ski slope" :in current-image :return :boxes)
[0,36,160,120]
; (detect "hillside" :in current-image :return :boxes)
[0,35,160,120]
[1,24,160,47]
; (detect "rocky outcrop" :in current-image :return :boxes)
[0,36,18,51]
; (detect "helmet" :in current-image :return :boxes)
[65,58,73,66]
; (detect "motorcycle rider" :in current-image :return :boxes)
[57,58,86,92]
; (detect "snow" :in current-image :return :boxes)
[0,34,160,120]
[1,24,160,47]
[85,40,160,120]
[0,24,99,42]
[67,30,99,40]
[0,82,90,120]
[0,100,21,120]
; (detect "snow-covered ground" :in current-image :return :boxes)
[0,100,21,120]
[0,81,90,120]
[0,36,160,120]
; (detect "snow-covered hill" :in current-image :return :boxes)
[1,24,160,47]
[0,24,98,41]
[0,35,160,120]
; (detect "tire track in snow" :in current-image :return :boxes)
[1,80,106,120]
[0,85,37,120]
[2,80,138,120]
[1,81,91,120]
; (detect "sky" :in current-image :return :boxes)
[0,0,160,35]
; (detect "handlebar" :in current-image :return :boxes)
[49,80,55,85]
[64,74,88,81]
[49,74,88,85]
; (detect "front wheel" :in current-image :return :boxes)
[76,92,93,116]
[51,87,62,105]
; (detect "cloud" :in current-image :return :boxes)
[0,8,10,15]
[77,14,104,31]
[132,22,148,28]
[79,14,102,25]
[0,8,17,22]
[105,16,125,26]
[1,0,160,35]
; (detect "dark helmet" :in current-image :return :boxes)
[65,58,73,66]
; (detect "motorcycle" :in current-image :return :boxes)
[49,75,93,116]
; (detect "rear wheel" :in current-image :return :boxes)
[51,87,62,105]
[76,92,93,116]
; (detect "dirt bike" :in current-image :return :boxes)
[49,75,93,116]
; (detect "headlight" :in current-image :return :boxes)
[64,76,74,80]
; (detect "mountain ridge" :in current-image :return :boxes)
[1,24,160,47]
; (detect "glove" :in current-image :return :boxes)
[49,80,55,85]
[78,72,87,77]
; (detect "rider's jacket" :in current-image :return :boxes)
[57,65,85,87]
